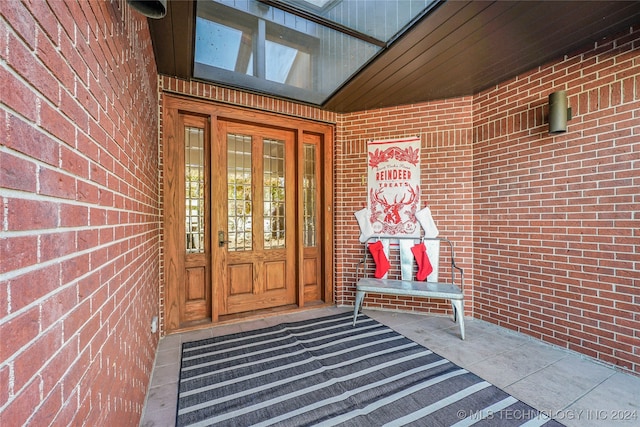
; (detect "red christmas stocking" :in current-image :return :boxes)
[411,242,433,281]
[368,240,390,278]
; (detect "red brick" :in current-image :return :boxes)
[0,282,8,319]
[40,336,79,398]
[77,133,100,163]
[39,230,76,262]
[38,166,77,200]
[1,67,38,124]
[0,363,9,407]
[75,77,100,121]
[60,254,91,284]
[26,384,63,427]
[40,284,78,330]
[7,265,61,314]
[77,179,100,204]
[6,114,58,165]
[6,30,58,105]
[7,199,59,231]
[77,271,101,302]
[76,228,99,252]
[13,324,62,391]
[78,314,101,353]
[25,2,58,46]
[1,378,41,426]
[39,101,76,149]
[0,235,38,274]
[0,306,40,361]
[0,151,37,192]
[57,30,88,88]
[59,203,89,228]
[52,390,79,426]
[61,347,92,405]
[0,0,36,49]
[62,300,91,339]
[60,90,89,132]
[88,117,110,151]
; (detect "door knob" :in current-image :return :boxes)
[218,231,229,247]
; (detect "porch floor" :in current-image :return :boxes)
[140,306,640,426]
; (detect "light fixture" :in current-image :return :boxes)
[127,0,167,19]
[548,90,572,134]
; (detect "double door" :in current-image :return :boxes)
[163,97,332,331]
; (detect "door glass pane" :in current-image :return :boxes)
[303,143,317,247]
[228,133,253,251]
[264,138,285,249]
[185,127,205,254]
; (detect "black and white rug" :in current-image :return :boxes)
[176,311,562,426]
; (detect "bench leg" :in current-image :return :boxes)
[451,299,465,340]
[353,291,366,326]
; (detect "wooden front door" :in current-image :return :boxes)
[163,96,333,332]
[212,120,296,315]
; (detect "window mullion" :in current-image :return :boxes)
[255,18,266,79]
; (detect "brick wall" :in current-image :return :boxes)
[1,0,160,424]
[335,100,475,315]
[473,27,640,374]
[335,26,639,375]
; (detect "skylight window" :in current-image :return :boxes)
[194,18,243,72]
[194,0,437,106]
[265,41,299,84]
[301,0,334,8]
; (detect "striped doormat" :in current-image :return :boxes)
[176,312,562,426]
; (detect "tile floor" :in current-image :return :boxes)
[140,306,640,426]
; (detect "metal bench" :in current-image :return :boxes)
[353,236,465,340]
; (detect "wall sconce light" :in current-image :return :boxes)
[548,90,572,134]
[127,0,167,19]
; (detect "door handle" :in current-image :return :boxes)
[218,231,229,247]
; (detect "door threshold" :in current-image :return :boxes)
[169,302,333,335]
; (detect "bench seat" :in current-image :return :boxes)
[353,236,465,340]
[356,278,463,300]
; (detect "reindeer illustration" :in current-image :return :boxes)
[370,185,418,225]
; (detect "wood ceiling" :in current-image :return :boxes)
[148,1,640,113]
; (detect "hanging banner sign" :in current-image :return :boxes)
[367,136,421,237]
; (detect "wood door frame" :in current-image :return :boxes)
[162,94,334,331]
